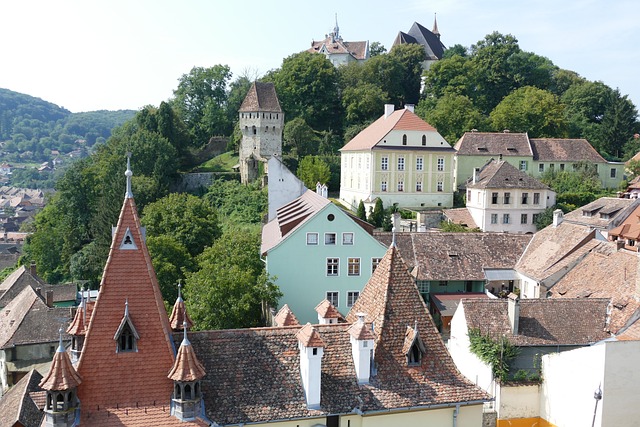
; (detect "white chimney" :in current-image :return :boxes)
[507,293,520,335]
[404,104,415,113]
[347,313,375,384]
[552,209,563,227]
[472,167,480,184]
[296,324,325,408]
[384,104,395,118]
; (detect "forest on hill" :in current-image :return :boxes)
[13,30,640,330]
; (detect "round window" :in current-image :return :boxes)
[327,214,335,221]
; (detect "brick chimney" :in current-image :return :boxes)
[30,262,37,276]
[45,290,54,308]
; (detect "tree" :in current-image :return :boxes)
[419,93,486,144]
[172,65,233,145]
[146,235,195,305]
[368,198,384,227]
[204,179,267,226]
[268,52,342,132]
[342,83,389,125]
[184,229,281,330]
[141,193,221,257]
[369,41,387,57]
[356,200,366,221]
[489,86,567,137]
[283,117,320,158]
[297,156,331,189]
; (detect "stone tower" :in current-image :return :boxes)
[238,81,283,184]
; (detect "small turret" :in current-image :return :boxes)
[169,282,193,331]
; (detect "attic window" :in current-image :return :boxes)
[403,324,426,366]
[448,252,459,257]
[477,147,488,151]
[119,228,137,250]
[507,147,516,151]
[114,302,140,353]
[408,342,423,365]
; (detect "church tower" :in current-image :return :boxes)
[238,82,283,184]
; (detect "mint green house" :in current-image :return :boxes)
[261,190,387,324]
[454,132,624,190]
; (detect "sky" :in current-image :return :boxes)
[1,0,638,113]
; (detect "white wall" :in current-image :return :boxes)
[601,340,640,427]
[495,383,539,419]
[267,157,307,221]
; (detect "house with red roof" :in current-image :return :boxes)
[307,17,369,66]
[339,104,455,211]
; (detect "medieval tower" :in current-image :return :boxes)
[238,82,283,184]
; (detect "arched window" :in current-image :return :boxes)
[119,323,135,352]
[252,126,257,135]
[402,134,407,145]
[184,384,192,400]
[408,342,422,365]
[175,384,182,399]
[422,135,426,146]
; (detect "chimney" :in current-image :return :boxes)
[30,262,37,276]
[35,287,42,297]
[507,293,520,335]
[384,104,395,118]
[296,324,325,409]
[552,209,563,227]
[615,238,626,251]
[347,313,375,384]
[45,290,54,308]
[472,167,480,184]
[404,104,415,113]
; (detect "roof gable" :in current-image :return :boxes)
[0,369,44,427]
[76,193,176,412]
[239,81,282,112]
[467,159,550,190]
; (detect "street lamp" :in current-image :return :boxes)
[592,384,602,427]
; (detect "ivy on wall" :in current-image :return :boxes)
[468,328,520,382]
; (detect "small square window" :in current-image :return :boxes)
[306,233,318,245]
[416,158,423,171]
[325,233,336,245]
[437,181,443,192]
[381,181,387,192]
[520,160,528,171]
[342,232,354,245]
[398,181,404,192]
[438,280,447,287]
[397,157,405,171]
[611,168,617,178]
[416,182,422,192]
[437,157,445,172]
[539,164,545,173]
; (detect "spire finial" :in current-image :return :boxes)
[57,327,65,353]
[125,152,133,199]
[182,321,190,346]
[177,280,183,302]
[124,298,129,316]
[432,13,440,37]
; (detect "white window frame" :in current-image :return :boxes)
[533,192,540,205]
[539,163,544,173]
[372,257,382,273]
[491,214,498,224]
[437,181,443,192]
[503,213,510,224]
[342,232,354,245]
[326,291,339,307]
[416,182,422,192]
[306,232,318,245]
[521,213,528,224]
[381,181,387,192]
[437,157,445,172]
[381,157,388,171]
[348,258,361,276]
[326,258,339,276]
[397,157,405,171]
[520,160,528,171]
[347,291,360,307]
[324,232,337,245]
[416,157,423,171]
[398,181,404,192]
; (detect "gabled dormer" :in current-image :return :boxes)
[315,299,341,325]
[114,300,139,353]
[403,321,426,366]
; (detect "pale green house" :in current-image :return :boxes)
[454,132,625,190]
[261,190,387,324]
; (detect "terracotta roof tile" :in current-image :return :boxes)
[346,318,374,341]
[76,196,176,416]
[442,208,479,228]
[315,299,341,319]
[39,342,82,391]
[563,197,637,231]
[273,304,299,326]
[67,300,94,336]
[466,159,550,190]
[168,293,193,331]
[462,297,611,346]
[167,332,206,382]
[296,323,326,347]
[530,138,606,162]
[454,132,532,157]
[80,405,208,426]
[308,37,369,60]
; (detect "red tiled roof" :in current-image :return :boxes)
[530,138,606,162]
[296,323,326,347]
[67,300,95,336]
[340,109,438,151]
[346,245,488,406]
[454,132,532,156]
[168,333,206,382]
[80,405,209,426]
[315,299,341,319]
[39,344,82,391]
[169,296,193,331]
[347,318,374,341]
[76,196,176,415]
[239,81,282,112]
[273,304,299,326]
[467,159,550,190]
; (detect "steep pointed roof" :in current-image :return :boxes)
[392,21,445,61]
[296,323,325,348]
[169,285,193,331]
[168,327,206,382]
[40,332,82,391]
[315,299,341,319]
[239,81,282,112]
[67,299,95,336]
[346,244,487,405]
[273,304,299,327]
[76,164,176,413]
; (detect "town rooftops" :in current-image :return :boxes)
[461,297,611,346]
[608,204,640,242]
[393,21,445,61]
[442,207,479,229]
[239,81,282,112]
[562,197,637,230]
[530,138,606,162]
[340,108,446,151]
[375,232,532,281]
[0,369,45,427]
[309,37,369,61]
[467,159,551,190]
[0,264,45,308]
[454,132,533,157]
[550,242,639,334]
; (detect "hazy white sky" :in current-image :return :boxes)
[1,0,638,113]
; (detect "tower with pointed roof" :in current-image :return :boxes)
[74,156,182,422]
[238,81,283,184]
[168,322,206,421]
[39,329,82,427]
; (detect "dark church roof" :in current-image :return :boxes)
[393,21,445,60]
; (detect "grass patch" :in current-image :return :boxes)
[195,151,239,172]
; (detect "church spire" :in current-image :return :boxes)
[333,13,340,40]
[432,13,440,38]
[125,152,133,199]
[170,281,194,331]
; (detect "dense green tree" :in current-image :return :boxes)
[141,193,221,257]
[268,52,342,132]
[368,198,384,227]
[204,179,267,226]
[184,229,281,330]
[146,235,195,305]
[342,83,389,125]
[283,117,321,158]
[297,156,331,189]
[357,200,366,220]
[490,86,567,137]
[172,65,233,145]
[419,93,486,144]
[369,41,387,57]
[387,43,427,106]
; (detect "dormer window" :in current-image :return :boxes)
[408,342,423,365]
[118,323,136,352]
[119,227,137,250]
[403,323,426,366]
[114,301,140,353]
